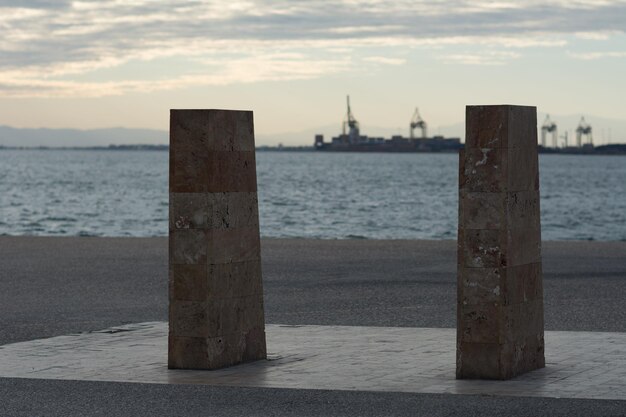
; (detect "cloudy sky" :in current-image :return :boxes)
[0,0,625,144]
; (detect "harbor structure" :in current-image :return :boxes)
[541,115,557,148]
[576,117,593,147]
[314,96,462,152]
[313,97,603,151]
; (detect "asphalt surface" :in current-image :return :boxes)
[0,236,625,416]
[2,378,626,417]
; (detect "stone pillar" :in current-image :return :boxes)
[168,109,266,370]
[457,105,544,380]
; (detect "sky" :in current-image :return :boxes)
[0,0,625,145]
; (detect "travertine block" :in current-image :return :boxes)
[170,229,208,265]
[207,260,263,299]
[507,191,540,231]
[465,105,536,150]
[508,148,539,191]
[461,148,507,192]
[169,264,208,301]
[169,109,266,370]
[461,192,505,230]
[459,303,501,344]
[206,151,257,192]
[211,192,260,229]
[459,267,501,306]
[169,300,211,338]
[507,226,542,266]
[169,193,210,229]
[461,229,504,268]
[168,326,266,370]
[207,227,261,264]
[457,105,544,380]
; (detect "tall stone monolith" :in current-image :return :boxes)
[168,109,266,370]
[457,105,544,379]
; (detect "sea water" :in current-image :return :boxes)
[0,150,624,241]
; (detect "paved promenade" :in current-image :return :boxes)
[0,237,625,416]
[1,322,625,401]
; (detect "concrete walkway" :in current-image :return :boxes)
[1,322,624,401]
[1,237,625,416]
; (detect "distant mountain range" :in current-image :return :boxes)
[1,112,624,147]
[0,125,167,148]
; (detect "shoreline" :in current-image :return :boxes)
[1,235,625,243]
[2,145,626,155]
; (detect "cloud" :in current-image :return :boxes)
[574,31,616,40]
[568,51,626,59]
[438,51,521,65]
[0,52,352,97]
[363,56,406,65]
[0,0,625,97]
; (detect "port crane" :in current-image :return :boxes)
[541,115,558,148]
[342,95,360,143]
[410,108,427,139]
[560,131,569,148]
[576,117,593,147]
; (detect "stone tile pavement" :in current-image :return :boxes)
[0,322,624,401]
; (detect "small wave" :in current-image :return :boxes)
[345,234,368,240]
[77,231,98,237]
[79,212,99,218]
[42,216,77,222]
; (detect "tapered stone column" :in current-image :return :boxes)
[168,109,266,370]
[457,105,544,380]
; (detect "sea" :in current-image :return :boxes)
[1,150,625,241]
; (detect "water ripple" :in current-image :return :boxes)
[0,150,624,240]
